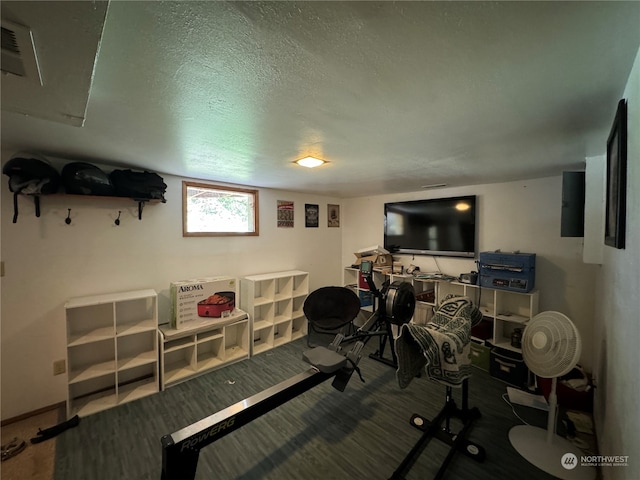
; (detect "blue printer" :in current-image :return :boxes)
[478,252,536,293]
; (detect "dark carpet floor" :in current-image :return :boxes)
[54,334,577,480]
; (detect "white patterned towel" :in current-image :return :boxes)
[395,295,483,388]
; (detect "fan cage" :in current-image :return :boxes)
[522,311,581,378]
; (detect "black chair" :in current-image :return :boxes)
[303,286,361,347]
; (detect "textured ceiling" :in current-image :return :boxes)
[1,1,639,198]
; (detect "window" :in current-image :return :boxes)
[183,181,259,236]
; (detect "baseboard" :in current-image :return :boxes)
[1,401,66,427]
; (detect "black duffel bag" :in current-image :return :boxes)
[110,169,167,201]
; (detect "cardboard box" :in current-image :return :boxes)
[353,245,393,267]
[170,276,238,329]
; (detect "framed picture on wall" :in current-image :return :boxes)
[277,200,294,228]
[328,204,340,227]
[305,203,319,227]
[605,99,627,249]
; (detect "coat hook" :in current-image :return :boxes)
[65,208,72,225]
[137,201,145,220]
[115,211,122,226]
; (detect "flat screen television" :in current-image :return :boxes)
[383,195,477,257]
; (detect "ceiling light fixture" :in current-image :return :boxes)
[295,156,326,168]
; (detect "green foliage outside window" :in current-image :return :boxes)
[183,182,259,236]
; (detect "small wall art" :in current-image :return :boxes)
[328,204,340,227]
[277,200,294,228]
[305,203,319,228]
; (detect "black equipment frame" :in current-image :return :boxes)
[337,265,414,369]
[361,273,399,368]
[334,299,398,369]
[389,379,485,479]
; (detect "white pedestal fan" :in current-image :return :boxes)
[509,311,596,480]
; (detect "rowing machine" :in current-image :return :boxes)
[160,283,377,480]
[161,332,368,479]
[161,260,415,480]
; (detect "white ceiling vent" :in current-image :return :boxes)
[1,19,43,85]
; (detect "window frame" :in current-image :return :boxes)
[182,181,260,237]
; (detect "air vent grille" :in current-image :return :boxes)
[2,26,25,76]
[0,20,42,84]
[2,26,20,54]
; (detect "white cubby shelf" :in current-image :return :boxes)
[240,270,309,356]
[65,289,159,418]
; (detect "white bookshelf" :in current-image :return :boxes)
[65,289,158,418]
[343,268,539,352]
[240,271,309,355]
[158,309,250,389]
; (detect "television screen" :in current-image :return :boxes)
[384,195,477,257]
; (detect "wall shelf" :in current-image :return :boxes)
[12,192,164,223]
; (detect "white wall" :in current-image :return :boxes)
[342,177,598,371]
[593,46,640,480]
[0,171,343,420]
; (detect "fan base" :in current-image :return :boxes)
[509,425,596,480]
